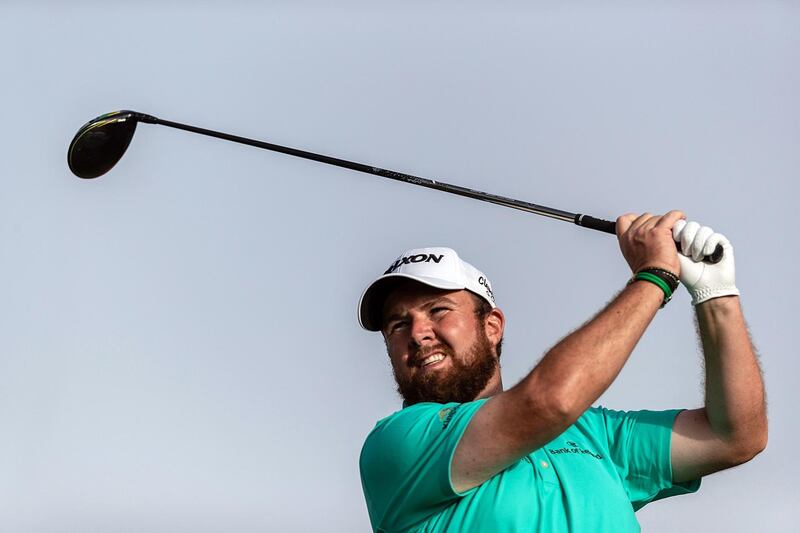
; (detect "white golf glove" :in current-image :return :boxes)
[672,219,740,305]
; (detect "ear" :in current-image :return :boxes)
[483,307,505,347]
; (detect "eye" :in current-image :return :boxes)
[387,320,408,334]
[431,307,450,315]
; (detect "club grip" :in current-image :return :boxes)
[676,242,724,264]
[574,214,617,235]
[574,214,724,264]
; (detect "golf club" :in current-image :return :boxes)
[68,110,723,263]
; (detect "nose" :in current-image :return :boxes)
[409,315,435,347]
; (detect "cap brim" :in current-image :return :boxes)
[357,273,464,331]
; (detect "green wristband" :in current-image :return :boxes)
[634,271,673,306]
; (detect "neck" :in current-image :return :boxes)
[474,369,504,400]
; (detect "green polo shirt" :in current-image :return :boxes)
[360,399,700,532]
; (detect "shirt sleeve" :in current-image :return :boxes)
[599,407,701,511]
[359,399,487,532]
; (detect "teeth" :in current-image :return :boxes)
[421,353,445,366]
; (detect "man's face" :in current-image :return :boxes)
[381,283,503,405]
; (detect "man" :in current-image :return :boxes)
[357,211,767,532]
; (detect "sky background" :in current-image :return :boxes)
[1,1,798,531]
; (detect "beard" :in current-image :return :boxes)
[393,329,498,406]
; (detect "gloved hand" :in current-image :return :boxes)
[672,219,740,305]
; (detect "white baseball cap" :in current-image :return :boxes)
[358,247,496,331]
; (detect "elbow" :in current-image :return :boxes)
[754,426,769,456]
[743,418,769,461]
[746,430,769,460]
[727,430,768,466]
[546,390,585,426]
[523,384,583,430]
[514,370,591,439]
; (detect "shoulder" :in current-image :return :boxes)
[362,401,485,452]
[359,400,489,529]
[581,406,700,508]
[571,406,611,435]
[578,405,686,463]
[581,405,684,426]
[370,402,453,435]
[595,405,683,426]
[575,406,685,445]
[360,400,488,474]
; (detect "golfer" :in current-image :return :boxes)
[357,211,767,532]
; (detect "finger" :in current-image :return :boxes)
[639,214,663,232]
[672,219,687,241]
[628,212,655,233]
[680,221,701,258]
[655,210,686,230]
[690,226,714,261]
[615,213,638,236]
[702,232,723,257]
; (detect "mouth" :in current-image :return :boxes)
[417,352,447,369]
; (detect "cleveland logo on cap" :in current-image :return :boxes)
[384,253,445,274]
[478,276,495,302]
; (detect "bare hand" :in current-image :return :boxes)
[616,210,685,274]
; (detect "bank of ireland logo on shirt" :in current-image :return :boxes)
[548,440,603,460]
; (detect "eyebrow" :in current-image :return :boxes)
[383,295,460,326]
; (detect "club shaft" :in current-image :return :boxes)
[72,109,723,262]
[152,117,611,231]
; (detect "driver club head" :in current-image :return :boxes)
[68,110,156,179]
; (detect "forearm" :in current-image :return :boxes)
[518,280,663,419]
[696,297,768,454]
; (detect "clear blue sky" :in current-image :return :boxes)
[1,1,797,531]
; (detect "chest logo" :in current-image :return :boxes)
[548,440,603,460]
[438,406,458,429]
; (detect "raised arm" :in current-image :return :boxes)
[452,210,686,492]
[670,222,767,482]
